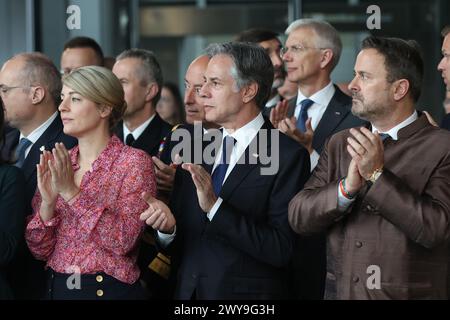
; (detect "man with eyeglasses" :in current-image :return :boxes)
[277,19,366,301]
[0,52,76,299]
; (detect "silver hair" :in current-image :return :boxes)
[285,18,342,71]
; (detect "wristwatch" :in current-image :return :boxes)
[368,167,383,183]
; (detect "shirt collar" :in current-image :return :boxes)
[123,114,156,141]
[20,112,58,144]
[296,81,335,108]
[222,113,265,149]
[371,111,418,140]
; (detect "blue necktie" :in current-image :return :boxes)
[296,99,314,132]
[211,136,235,196]
[14,137,32,168]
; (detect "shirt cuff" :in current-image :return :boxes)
[207,197,223,221]
[337,183,356,212]
[310,150,320,172]
[157,225,176,247]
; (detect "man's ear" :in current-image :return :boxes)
[319,49,334,69]
[242,82,258,104]
[30,86,45,105]
[145,83,159,103]
[392,79,410,101]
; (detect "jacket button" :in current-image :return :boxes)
[96,275,103,283]
[96,289,104,297]
[191,274,197,279]
[352,276,359,283]
[355,241,362,248]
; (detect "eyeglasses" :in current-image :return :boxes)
[280,44,327,57]
[0,84,31,95]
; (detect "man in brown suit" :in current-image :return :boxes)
[289,36,450,300]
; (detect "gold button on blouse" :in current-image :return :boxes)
[96,289,104,297]
[96,275,103,283]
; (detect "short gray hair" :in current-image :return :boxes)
[205,42,273,109]
[116,48,163,104]
[285,19,342,71]
[442,25,450,38]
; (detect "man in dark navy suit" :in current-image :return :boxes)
[0,52,77,299]
[139,42,310,299]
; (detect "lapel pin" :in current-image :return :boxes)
[335,111,341,116]
[252,153,259,158]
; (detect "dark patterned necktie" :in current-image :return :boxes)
[14,137,32,168]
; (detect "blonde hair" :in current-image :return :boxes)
[62,66,126,133]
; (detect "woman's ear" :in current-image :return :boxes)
[98,104,113,118]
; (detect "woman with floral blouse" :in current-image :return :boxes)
[25,66,156,300]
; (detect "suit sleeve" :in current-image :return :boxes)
[288,138,349,235]
[363,156,450,249]
[204,146,311,268]
[0,167,26,267]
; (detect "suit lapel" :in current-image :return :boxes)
[312,86,350,152]
[134,114,163,153]
[22,116,65,182]
[218,121,272,201]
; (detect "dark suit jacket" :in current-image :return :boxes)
[1,115,77,299]
[289,114,450,299]
[0,165,26,300]
[286,84,367,299]
[115,113,173,163]
[169,120,311,299]
[287,85,366,155]
[441,113,450,131]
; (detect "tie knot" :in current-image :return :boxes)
[300,99,314,111]
[18,137,32,149]
[379,133,391,141]
[126,133,135,146]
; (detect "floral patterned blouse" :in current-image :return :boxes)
[25,135,156,284]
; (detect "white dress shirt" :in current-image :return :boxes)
[294,82,335,171]
[337,111,418,211]
[20,112,58,158]
[157,113,265,247]
[122,114,155,142]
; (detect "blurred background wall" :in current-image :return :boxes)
[1,0,449,122]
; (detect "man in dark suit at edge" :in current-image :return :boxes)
[0,53,77,299]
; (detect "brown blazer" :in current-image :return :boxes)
[288,113,450,300]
